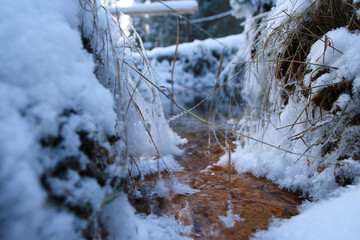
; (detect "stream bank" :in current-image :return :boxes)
[128,113,302,239]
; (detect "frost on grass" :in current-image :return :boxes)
[219,200,244,228]
[130,155,184,178]
[223,0,360,200]
[221,0,360,239]
[153,179,199,198]
[171,178,200,195]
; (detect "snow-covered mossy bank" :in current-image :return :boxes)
[0,0,187,239]
[222,0,360,199]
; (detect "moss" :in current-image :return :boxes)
[312,81,353,111]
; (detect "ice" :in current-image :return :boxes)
[172,181,200,195]
[219,200,244,228]
[130,155,184,178]
[101,193,192,240]
[154,179,170,197]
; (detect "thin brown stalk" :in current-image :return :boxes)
[206,49,225,123]
[171,16,180,106]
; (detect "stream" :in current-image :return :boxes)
[128,112,302,239]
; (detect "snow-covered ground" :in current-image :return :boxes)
[253,184,360,240]
[0,0,189,239]
[1,0,360,239]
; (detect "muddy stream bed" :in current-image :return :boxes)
[128,113,303,239]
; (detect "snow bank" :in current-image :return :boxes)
[224,0,360,200]
[143,34,245,114]
[101,194,192,240]
[253,185,360,240]
[0,0,190,239]
[0,0,115,238]
[223,0,360,238]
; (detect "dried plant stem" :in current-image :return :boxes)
[122,59,333,162]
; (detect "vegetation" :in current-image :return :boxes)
[231,0,360,196]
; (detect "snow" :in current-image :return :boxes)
[108,0,198,15]
[101,193,192,240]
[219,200,244,228]
[144,34,245,114]
[253,185,360,240]
[2,0,360,238]
[148,34,243,58]
[171,179,200,195]
[222,0,360,199]
[0,0,114,238]
[130,155,184,178]
[265,0,314,31]
[305,27,360,91]
[220,0,360,238]
[0,0,193,239]
[153,178,200,197]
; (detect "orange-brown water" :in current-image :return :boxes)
[128,115,302,239]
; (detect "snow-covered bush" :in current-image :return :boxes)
[222,0,360,199]
[0,0,187,239]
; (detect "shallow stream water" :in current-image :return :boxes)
[128,112,302,239]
